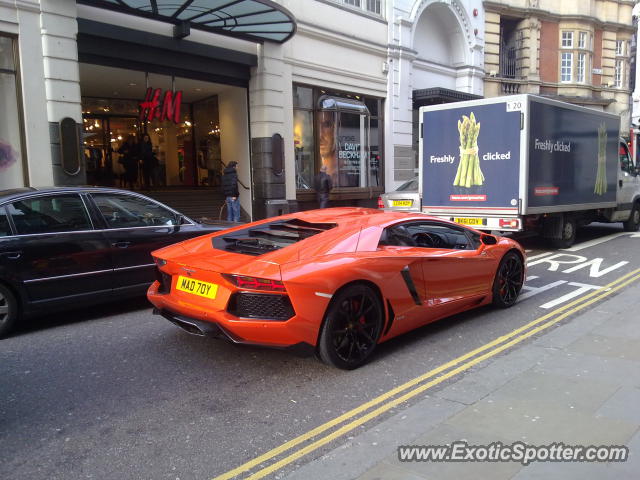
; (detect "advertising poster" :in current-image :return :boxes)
[422,103,522,208]
[527,101,618,208]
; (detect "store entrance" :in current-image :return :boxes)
[79,64,243,192]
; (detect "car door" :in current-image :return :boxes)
[88,192,200,294]
[618,141,640,209]
[403,221,496,314]
[2,193,113,308]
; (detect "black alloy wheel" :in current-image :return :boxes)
[0,284,18,339]
[492,252,524,308]
[318,284,384,369]
[623,203,640,232]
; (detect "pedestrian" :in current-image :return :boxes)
[118,135,139,190]
[222,160,240,222]
[314,164,332,208]
[139,133,157,189]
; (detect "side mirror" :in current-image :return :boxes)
[481,234,498,245]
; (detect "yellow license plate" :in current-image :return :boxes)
[392,200,413,207]
[175,275,218,299]
[454,217,485,226]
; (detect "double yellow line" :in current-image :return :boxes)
[214,267,640,480]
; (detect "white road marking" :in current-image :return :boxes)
[562,232,632,251]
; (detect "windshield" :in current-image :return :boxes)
[396,178,418,192]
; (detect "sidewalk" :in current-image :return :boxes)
[286,282,640,480]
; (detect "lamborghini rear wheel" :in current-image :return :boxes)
[318,284,384,370]
[492,252,524,308]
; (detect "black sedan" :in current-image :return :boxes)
[0,187,225,338]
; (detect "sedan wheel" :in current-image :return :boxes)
[318,284,384,369]
[0,284,18,339]
[492,252,524,308]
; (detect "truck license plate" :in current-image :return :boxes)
[392,200,413,207]
[454,217,485,226]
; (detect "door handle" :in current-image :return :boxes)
[0,251,22,260]
[112,241,131,248]
[619,180,623,187]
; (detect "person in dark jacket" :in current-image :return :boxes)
[222,161,240,222]
[314,164,332,208]
[118,135,139,190]
[139,134,157,189]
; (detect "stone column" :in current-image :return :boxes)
[249,41,290,220]
[41,0,84,185]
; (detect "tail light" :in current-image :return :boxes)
[377,196,384,209]
[499,218,519,229]
[222,274,286,292]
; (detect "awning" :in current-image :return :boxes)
[413,87,482,108]
[78,0,297,44]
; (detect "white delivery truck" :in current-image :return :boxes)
[419,94,640,247]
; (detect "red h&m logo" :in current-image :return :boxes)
[139,88,183,123]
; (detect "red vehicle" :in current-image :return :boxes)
[147,208,525,369]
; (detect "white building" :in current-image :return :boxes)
[0,0,485,218]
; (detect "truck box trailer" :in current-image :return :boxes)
[419,94,640,247]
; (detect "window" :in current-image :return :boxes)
[616,40,625,56]
[620,143,634,174]
[366,0,381,14]
[0,207,10,236]
[292,85,384,192]
[578,32,587,49]
[340,0,382,15]
[561,31,573,48]
[615,60,624,88]
[561,52,573,82]
[8,195,92,235]
[0,36,25,189]
[91,193,179,228]
[577,53,586,83]
[379,222,475,250]
[293,85,315,190]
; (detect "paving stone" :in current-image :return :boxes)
[391,422,522,480]
[446,395,637,446]
[356,460,427,480]
[595,386,640,426]
[532,350,640,387]
[566,334,640,361]
[487,370,620,413]
[434,345,551,405]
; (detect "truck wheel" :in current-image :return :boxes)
[623,203,640,232]
[551,216,576,249]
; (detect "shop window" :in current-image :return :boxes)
[293,85,383,192]
[0,36,25,189]
[318,96,370,188]
[293,85,315,189]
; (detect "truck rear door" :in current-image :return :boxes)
[420,99,522,228]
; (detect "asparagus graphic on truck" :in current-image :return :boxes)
[594,123,607,195]
[453,112,484,188]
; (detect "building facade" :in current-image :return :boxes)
[1,0,486,218]
[483,0,635,133]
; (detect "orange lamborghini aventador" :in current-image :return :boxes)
[147,208,525,369]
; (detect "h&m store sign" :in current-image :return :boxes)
[139,87,182,124]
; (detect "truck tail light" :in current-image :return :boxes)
[377,196,384,209]
[499,218,519,229]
